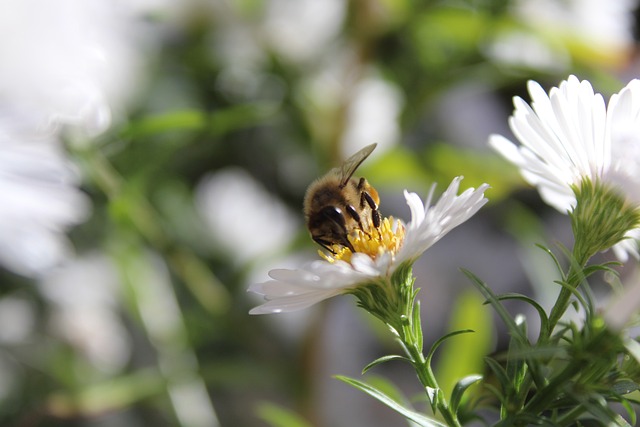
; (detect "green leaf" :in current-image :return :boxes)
[121,110,207,138]
[612,380,640,396]
[120,104,274,139]
[553,279,589,315]
[413,299,424,352]
[426,329,475,366]
[335,376,446,427]
[484,357,509,394]
[435,291,492,398]
[366,375,408,405]
[450,374,482,414]
[362,355,411,374]
[496,293,548,341]
[256,402,312,427]
[575,394,632,426]
[461,269,527,344]
[484,383,505,402]
[617,396,638,426]
[534,243,564,273]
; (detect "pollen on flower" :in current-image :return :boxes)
[319,217,405,264]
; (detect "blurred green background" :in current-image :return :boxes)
[2,0,639,426]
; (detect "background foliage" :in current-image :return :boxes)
[2,1,640,426]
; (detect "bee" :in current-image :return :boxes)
[304,143,381,253]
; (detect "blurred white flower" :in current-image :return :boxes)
[604,271,640,331]
[262,0,345,62]
[341,76,403,158]
[0,118,89,277]
[0,296,36,344]
[0,0,148,135]
[489,0,637,72]
[38,253,130,373]
[514,0,636,57]
[195,168,300,264]
[484,31,570,71]
[249,177,489,314]
[490,75,640,260]
[0,0,169,276]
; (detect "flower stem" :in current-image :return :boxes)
[403,338,460,427]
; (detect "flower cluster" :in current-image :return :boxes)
[249,75,640,426]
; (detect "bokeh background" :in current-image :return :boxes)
[1,0,640,426]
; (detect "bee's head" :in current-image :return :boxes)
[308,206,355,252]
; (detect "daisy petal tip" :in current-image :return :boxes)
[249,305,284,315]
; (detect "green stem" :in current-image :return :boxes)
[359,267,461,426]
[398,326,460,427]
[522,328,610,418]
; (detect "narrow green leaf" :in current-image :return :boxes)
[506,343,527,397]
[484,383,505,402]
[121,110,207,138]
[366,375,408,406]
[209,103,275,135]
[576,395,632,426]
[120,104,274,139]
[450,374,482,414]
[483,357,509,393]
[583,262,621,278]
[534,243,565,278]
[435,291,492,398]
[553,279,589,315]
[496,293,549,340]
[426,329,474,365]
[461,269,527,343]
[256,402,312,427]
[618,396,638,426]
[612,380,640,396]
[362,355,411,374]
[335,375,446,427]
[413,299,424,352]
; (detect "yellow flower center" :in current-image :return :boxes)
[319,216,405,264]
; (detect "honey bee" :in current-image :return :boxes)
[304,143,381,253]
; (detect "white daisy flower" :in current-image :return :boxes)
[490,75,640,260]
[249,177,489,314]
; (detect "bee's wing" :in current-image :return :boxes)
[337,143,377,187]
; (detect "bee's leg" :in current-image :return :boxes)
[346,204,370,239]
[362,191,381,229]
[356,178,381,228]
[313,237,338,254]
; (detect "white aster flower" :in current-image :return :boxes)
[249,177,489,314]
[490,75,640,260]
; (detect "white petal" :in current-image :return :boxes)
[403,190,425,226]
[397,178,489,264]
[349,253,381,276]
[249,288,343,314]
[249,257,380,314]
